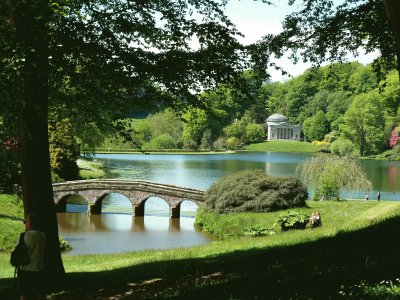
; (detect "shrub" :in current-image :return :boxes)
[245,123,265,143]
[274,210,309,231]
[213,136,227,150]
[226,137,241,150]
[330,139,355,156]
[59,236,72,251]
[244,225,275,237]
[205,170,308,214]
[143,134,177,150]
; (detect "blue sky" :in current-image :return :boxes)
[224,0,378,82]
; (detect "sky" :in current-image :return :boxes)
[224,0,379,82]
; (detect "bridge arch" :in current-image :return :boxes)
[55,193,89,213]
[52,180,205,218]
[89,191,133,214]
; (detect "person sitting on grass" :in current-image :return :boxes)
[310,212,322,228]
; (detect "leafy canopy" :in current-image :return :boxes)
[266,0,398,79]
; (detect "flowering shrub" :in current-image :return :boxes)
[389,127,400,148]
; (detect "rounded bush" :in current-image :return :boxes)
[205,170,308,213]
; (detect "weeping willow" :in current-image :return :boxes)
[296,155,372,201]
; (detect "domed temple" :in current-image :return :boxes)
[266,113,301,141]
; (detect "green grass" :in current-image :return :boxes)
[2,196,400,299]
[245,140,319,153]
[0,194,24,253]
[77,158,106,179]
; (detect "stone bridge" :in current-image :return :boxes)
[52,179,205,218]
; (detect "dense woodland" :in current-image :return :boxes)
[96,62,400,157]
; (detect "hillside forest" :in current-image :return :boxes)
[97,62,400,156]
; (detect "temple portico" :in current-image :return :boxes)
[266,113,301,141]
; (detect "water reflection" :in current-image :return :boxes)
[95,152,400,200]
[57,213,211,255]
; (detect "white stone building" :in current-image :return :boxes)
[266,113,301,141]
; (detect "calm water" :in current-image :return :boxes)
[58,152,400,255]
[95,152,400,200]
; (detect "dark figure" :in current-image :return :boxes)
[364,193,369,202]
[377,192,381,201]
[17,214,46,300]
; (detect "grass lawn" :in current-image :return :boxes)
[77,158,106,179]
[245,140,319,153]
[1,195,400,299]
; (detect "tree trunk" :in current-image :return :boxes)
[382,0,400,78]
[7,0,66,286]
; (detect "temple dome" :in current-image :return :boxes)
[266,113,288,123]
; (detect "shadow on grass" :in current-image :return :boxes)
[1,216,400,299]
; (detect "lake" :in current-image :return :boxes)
[58,152,400,255]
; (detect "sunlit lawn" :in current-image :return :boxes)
[2,195,400,298]
[245,140,318,153]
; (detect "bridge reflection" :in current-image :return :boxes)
[58,213,183,233]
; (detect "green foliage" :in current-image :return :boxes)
[311,140,331,153]
[226,137,241,150]
[205,170,308,214]
[223,121,245,140]
[59,236,72,252]
[244,225,275,237]
[245,123,265,143]
[269,1,398,81]
[199,129,212,150]
[339,279,400,299]
[274,210,309,231]
[212,137,227,151]
[48,115,80,181]
[330,139,355,156]
[297,155,372,201]
[143,134,177,150]
[182,108,209,147]
[342,92,386,156]
[303,111,330,142]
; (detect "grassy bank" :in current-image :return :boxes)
[244,140,319,153]
[77,157,106,179]
[0,194,23,253]
[2,196,400,298]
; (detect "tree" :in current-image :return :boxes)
[182,108,209,147]
[48,115,80,181]
[1,0,264,283]
[245,123,265,143]
[342,92,386,156]
[143,134,177,150]
[302,111,330,142]
[268,0,400,80]
[296,155,372,201]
